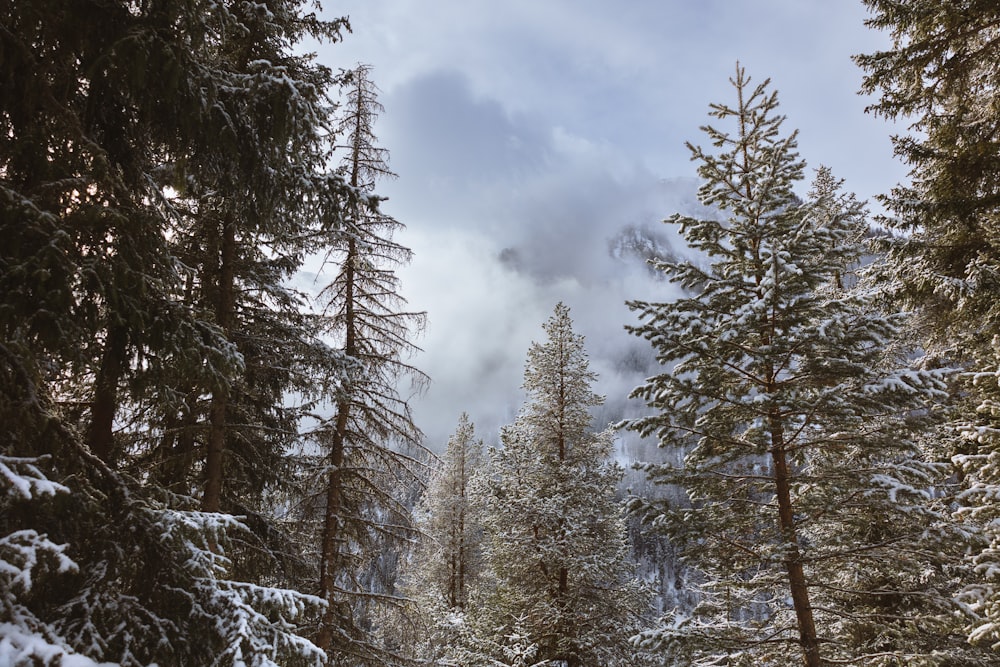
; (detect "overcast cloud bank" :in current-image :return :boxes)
[308,2,908,447]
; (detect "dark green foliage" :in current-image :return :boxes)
[857,1,1000,654]
[856,0,1000,361]
[1,1,359,664]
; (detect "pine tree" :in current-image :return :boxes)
[856,3,1000,653]
[306,64,429,665]
[626,65,977,666]
[476,303,649,667]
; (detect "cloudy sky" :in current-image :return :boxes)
[307,1,906,449]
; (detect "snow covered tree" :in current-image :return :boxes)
[857,3,1000,653]
[477,303,649,667]
[1,1,351,664]
[441,616,551,667]
[133,0,351,519]
[1,338,329,667]
[414,412,485,611]
[305,64,429,665]
[626,65,981,666]
[392,413,485,663]
[953,338,1000,653]
[855,0,1000,363]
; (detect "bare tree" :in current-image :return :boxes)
[311,64,429,665]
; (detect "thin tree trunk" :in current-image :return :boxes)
[317,232,356,652]
[317,78,370,650]
[202,214,236,513]
[87,323,127,463]
[317,403,347,652]
[158,273,199,492]
[770,416,821,667]
[448,547,458,608]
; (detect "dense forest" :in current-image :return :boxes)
[4,1,1000,666]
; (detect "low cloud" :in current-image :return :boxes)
[374,70,693,447]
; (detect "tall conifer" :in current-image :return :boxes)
[478,304,648,667]
[0,2,350,664]
[626,66,973,666]
[308,64,428,665]
[857,3,1000,651]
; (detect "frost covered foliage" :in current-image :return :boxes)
[437,613,551,667]
[412,413,484,613]
[625,66,984,666]
[0,455,88,667]
[474,304,651,667]
[0,352,325,667]
[955,339,1000,650]
[391,414,486,663]
[858,2,1000,656]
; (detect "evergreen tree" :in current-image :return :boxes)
[415,413,485,612]
[855,0,1000,362]
[1,1,350,664]
[139,0,349,518]
[305,64,429,665]
[857,2,1000,652]
[626,66,977,666]
[477,303,649,667]
[394,413,485,663]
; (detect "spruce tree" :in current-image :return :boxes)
[1,1,350,664]
[626,66,975,666]
[857,2,1000,652]
[855,0,1000,361]
[476,303,648,667]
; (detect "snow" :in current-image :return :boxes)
[0,623,117,667]
[0,456,69,500]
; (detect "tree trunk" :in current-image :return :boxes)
[316,406,346,652]
[770,416,821,667]
[157,273,199,491]
[87,323,127,463]
[457,511,466,609]
[202,396,227,512]
[202,214,236,513]
[317,233,356,652]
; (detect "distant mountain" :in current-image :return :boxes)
[608,223,678,274]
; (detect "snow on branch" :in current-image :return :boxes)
[0,456,69,500]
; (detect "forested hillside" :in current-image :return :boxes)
[4,1,1000,666]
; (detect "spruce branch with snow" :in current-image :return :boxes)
[858,2,1000,654]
